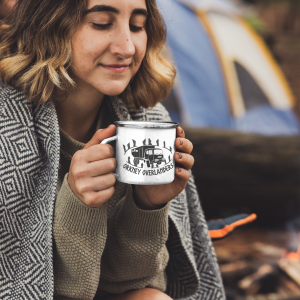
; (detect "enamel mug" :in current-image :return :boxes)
[101,121,178,185]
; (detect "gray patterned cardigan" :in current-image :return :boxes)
[0,83,225,300]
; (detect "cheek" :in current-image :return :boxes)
[134,37,147,67]
[73,37,94,60]
[72,27,108,67]
[72,31,89,67]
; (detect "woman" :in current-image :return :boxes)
[0,0,225,299]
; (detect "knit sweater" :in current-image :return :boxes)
[0,83,225,300]
[53,105,169,299]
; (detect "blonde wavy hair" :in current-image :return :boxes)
[0,0,176,108]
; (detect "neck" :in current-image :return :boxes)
[55,84,104,143]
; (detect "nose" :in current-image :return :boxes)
[110,26,135,58]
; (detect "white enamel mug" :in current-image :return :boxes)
[101,121,178,185]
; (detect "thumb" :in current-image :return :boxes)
[84,124,116,149]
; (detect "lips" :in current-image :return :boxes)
[99,64,130,72]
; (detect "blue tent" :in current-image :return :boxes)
[158,0,300,135]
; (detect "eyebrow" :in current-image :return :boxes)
[85,5,119,14]
[85,5,148,17]
[132,8,148,17]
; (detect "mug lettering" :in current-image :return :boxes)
[123,162,174,176]
[123,163,142,175]
[142,163,174,176]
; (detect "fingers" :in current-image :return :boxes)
[73,144,114,165]
[175,137,193,154]
[72,157,117,178]
[176,126,185,138]
[174,167,190,190]
[81,187,116,208]
[75,173,116,195]
[84,124,116,149]
[173,128,193,191]
[175,152,194,171]
[85,144,115,163]
[70,172,116,207]
[88,158,117,177]
[69,141,117,207]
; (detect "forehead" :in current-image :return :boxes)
[86,0,147,10]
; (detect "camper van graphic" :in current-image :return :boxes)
[131,146,166,167]
[122,138,173,175]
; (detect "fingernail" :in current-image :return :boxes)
[180,127,184,134]
[177,152,182,159]
[180,139,183,146]
[177,167,182,172]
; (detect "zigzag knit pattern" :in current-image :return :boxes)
[0,84,60,299]
[0,85,225,300]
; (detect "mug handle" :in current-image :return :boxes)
[101,135,118,144]
[100,135,118,178]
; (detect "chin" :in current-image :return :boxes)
[99,82,130,97]
[104,90,126,97]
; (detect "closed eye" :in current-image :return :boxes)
[92,23,112,30]
[92,23,143,32]
[130,25,143,32]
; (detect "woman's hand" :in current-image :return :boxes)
[68,125,117,208]
[133,127,194,210]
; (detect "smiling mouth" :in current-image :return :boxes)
[99,64,130,72]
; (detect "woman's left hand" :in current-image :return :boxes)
[133,126,194,210]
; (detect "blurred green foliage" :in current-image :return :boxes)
[247,0,300,34]
[245,14,268,34]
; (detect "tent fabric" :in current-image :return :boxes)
[158,0,232,128]
[234,105,300,135]
[234,60,270,111]
[158,0,300,135]
[174,0,240,15]
[205,11,294,112]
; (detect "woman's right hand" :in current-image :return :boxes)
[67,125,117,208]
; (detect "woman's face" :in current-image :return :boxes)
[70,0,148,97]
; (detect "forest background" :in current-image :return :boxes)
[245,0,300,117]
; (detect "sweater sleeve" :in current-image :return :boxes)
[53,174,107,300]
[96,185,170,296]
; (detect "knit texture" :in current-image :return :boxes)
[0,84,225,300]
[0,84,60,299]
[53,120,169,299]
[53,175,107,299]
[96,186,170,297]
